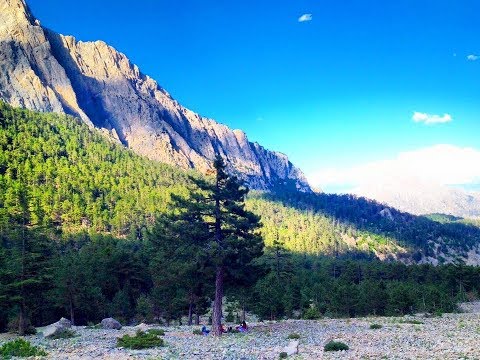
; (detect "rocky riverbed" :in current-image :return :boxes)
[1,310,480,359]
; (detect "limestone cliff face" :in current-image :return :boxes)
[0,0,310,191]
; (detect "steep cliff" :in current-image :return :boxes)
[0,0,310,190]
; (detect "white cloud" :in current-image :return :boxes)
[412,111,452,125]
[467,54,479,61]
[298,14,312,22]
[308,144,480,192]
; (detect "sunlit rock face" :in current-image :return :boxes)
[0,0,310,191]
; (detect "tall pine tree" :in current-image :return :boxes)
[203,156,263,336]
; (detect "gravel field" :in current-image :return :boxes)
[1,309,480,359]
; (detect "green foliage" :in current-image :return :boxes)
[279,352,288,359]
[369,324,382,329]
[324,341,349,351]
[85,323,101,329]
[249,188,480,258]
[303,307,321,320]
[287,332,300,339]
[135,295,154,323]
[117,331,164,349]
[1,102,480,332]
[0,339,47,358]
[147,328,165,336]
[192,329,204,335]
[49,328,76,339]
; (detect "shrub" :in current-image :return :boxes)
[0,339,47,357]
[192,329,204,335]
[86,323,101,329]
[117,331,164,349]
[369,324,382,329]
[287,332,300,339]
[50,329,76,339]
[279,352,288,359]
[303,307,321,320]
[135,295,154,323]
[225,311,235,323]
[147,328,165,336]
[324,341,349,352]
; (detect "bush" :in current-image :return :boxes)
[86,323,101,329]
[369,324,382,329]
[147,328,165,336]
[287,332,300,339]
[50,329,76,339]
[117,331,164,349]
[303,307,321,320]
[324,341,349,352]
[279,352,288,359]
[0,339,47,357]
[135,295,154,323]
[192,329,204,335]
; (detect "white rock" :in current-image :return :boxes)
[283,339,299,356]
[42,317,72,337]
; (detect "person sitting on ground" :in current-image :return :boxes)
[201,325,210,335]
[236,320,248,332]
[220,324,227,333]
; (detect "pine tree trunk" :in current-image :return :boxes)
[212,266,224,336]
[195,313,200,325]
[188,301,194,326]
[69,296,75,325]
[18,305,26,336]
[19,223,26,336]
[212,163,224,336]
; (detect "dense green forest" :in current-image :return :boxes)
[1,102,480,333]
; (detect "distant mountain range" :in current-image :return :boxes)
[352,177,480,219]
[0,0,309,191]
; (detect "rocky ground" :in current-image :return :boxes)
[1,309,480,359]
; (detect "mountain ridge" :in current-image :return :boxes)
[0,0,310,191]
[352,177,480,219]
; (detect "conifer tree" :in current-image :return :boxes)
[201,156,263,336]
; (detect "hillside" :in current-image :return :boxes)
[353,177,480,219]
[1,102,480,265]
[2,103,480,332]
[0,0,309,190]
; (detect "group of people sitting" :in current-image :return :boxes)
[201,321,248,335]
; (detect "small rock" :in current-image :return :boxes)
[134,322,148,331]
[100,317,122,330]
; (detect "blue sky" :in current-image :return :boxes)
[28,0,480,190]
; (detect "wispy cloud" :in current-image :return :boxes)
[412,111,452,125]
[308,145,480,191]
[298,14,312,22]
[467,54,479,61]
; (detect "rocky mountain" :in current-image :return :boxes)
[0,0,310,191]
[353,177,480,219]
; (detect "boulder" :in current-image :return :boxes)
[134,322,149,332]
[283,340,299,356]
[43,317,72,338]
[101,317,122,330]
